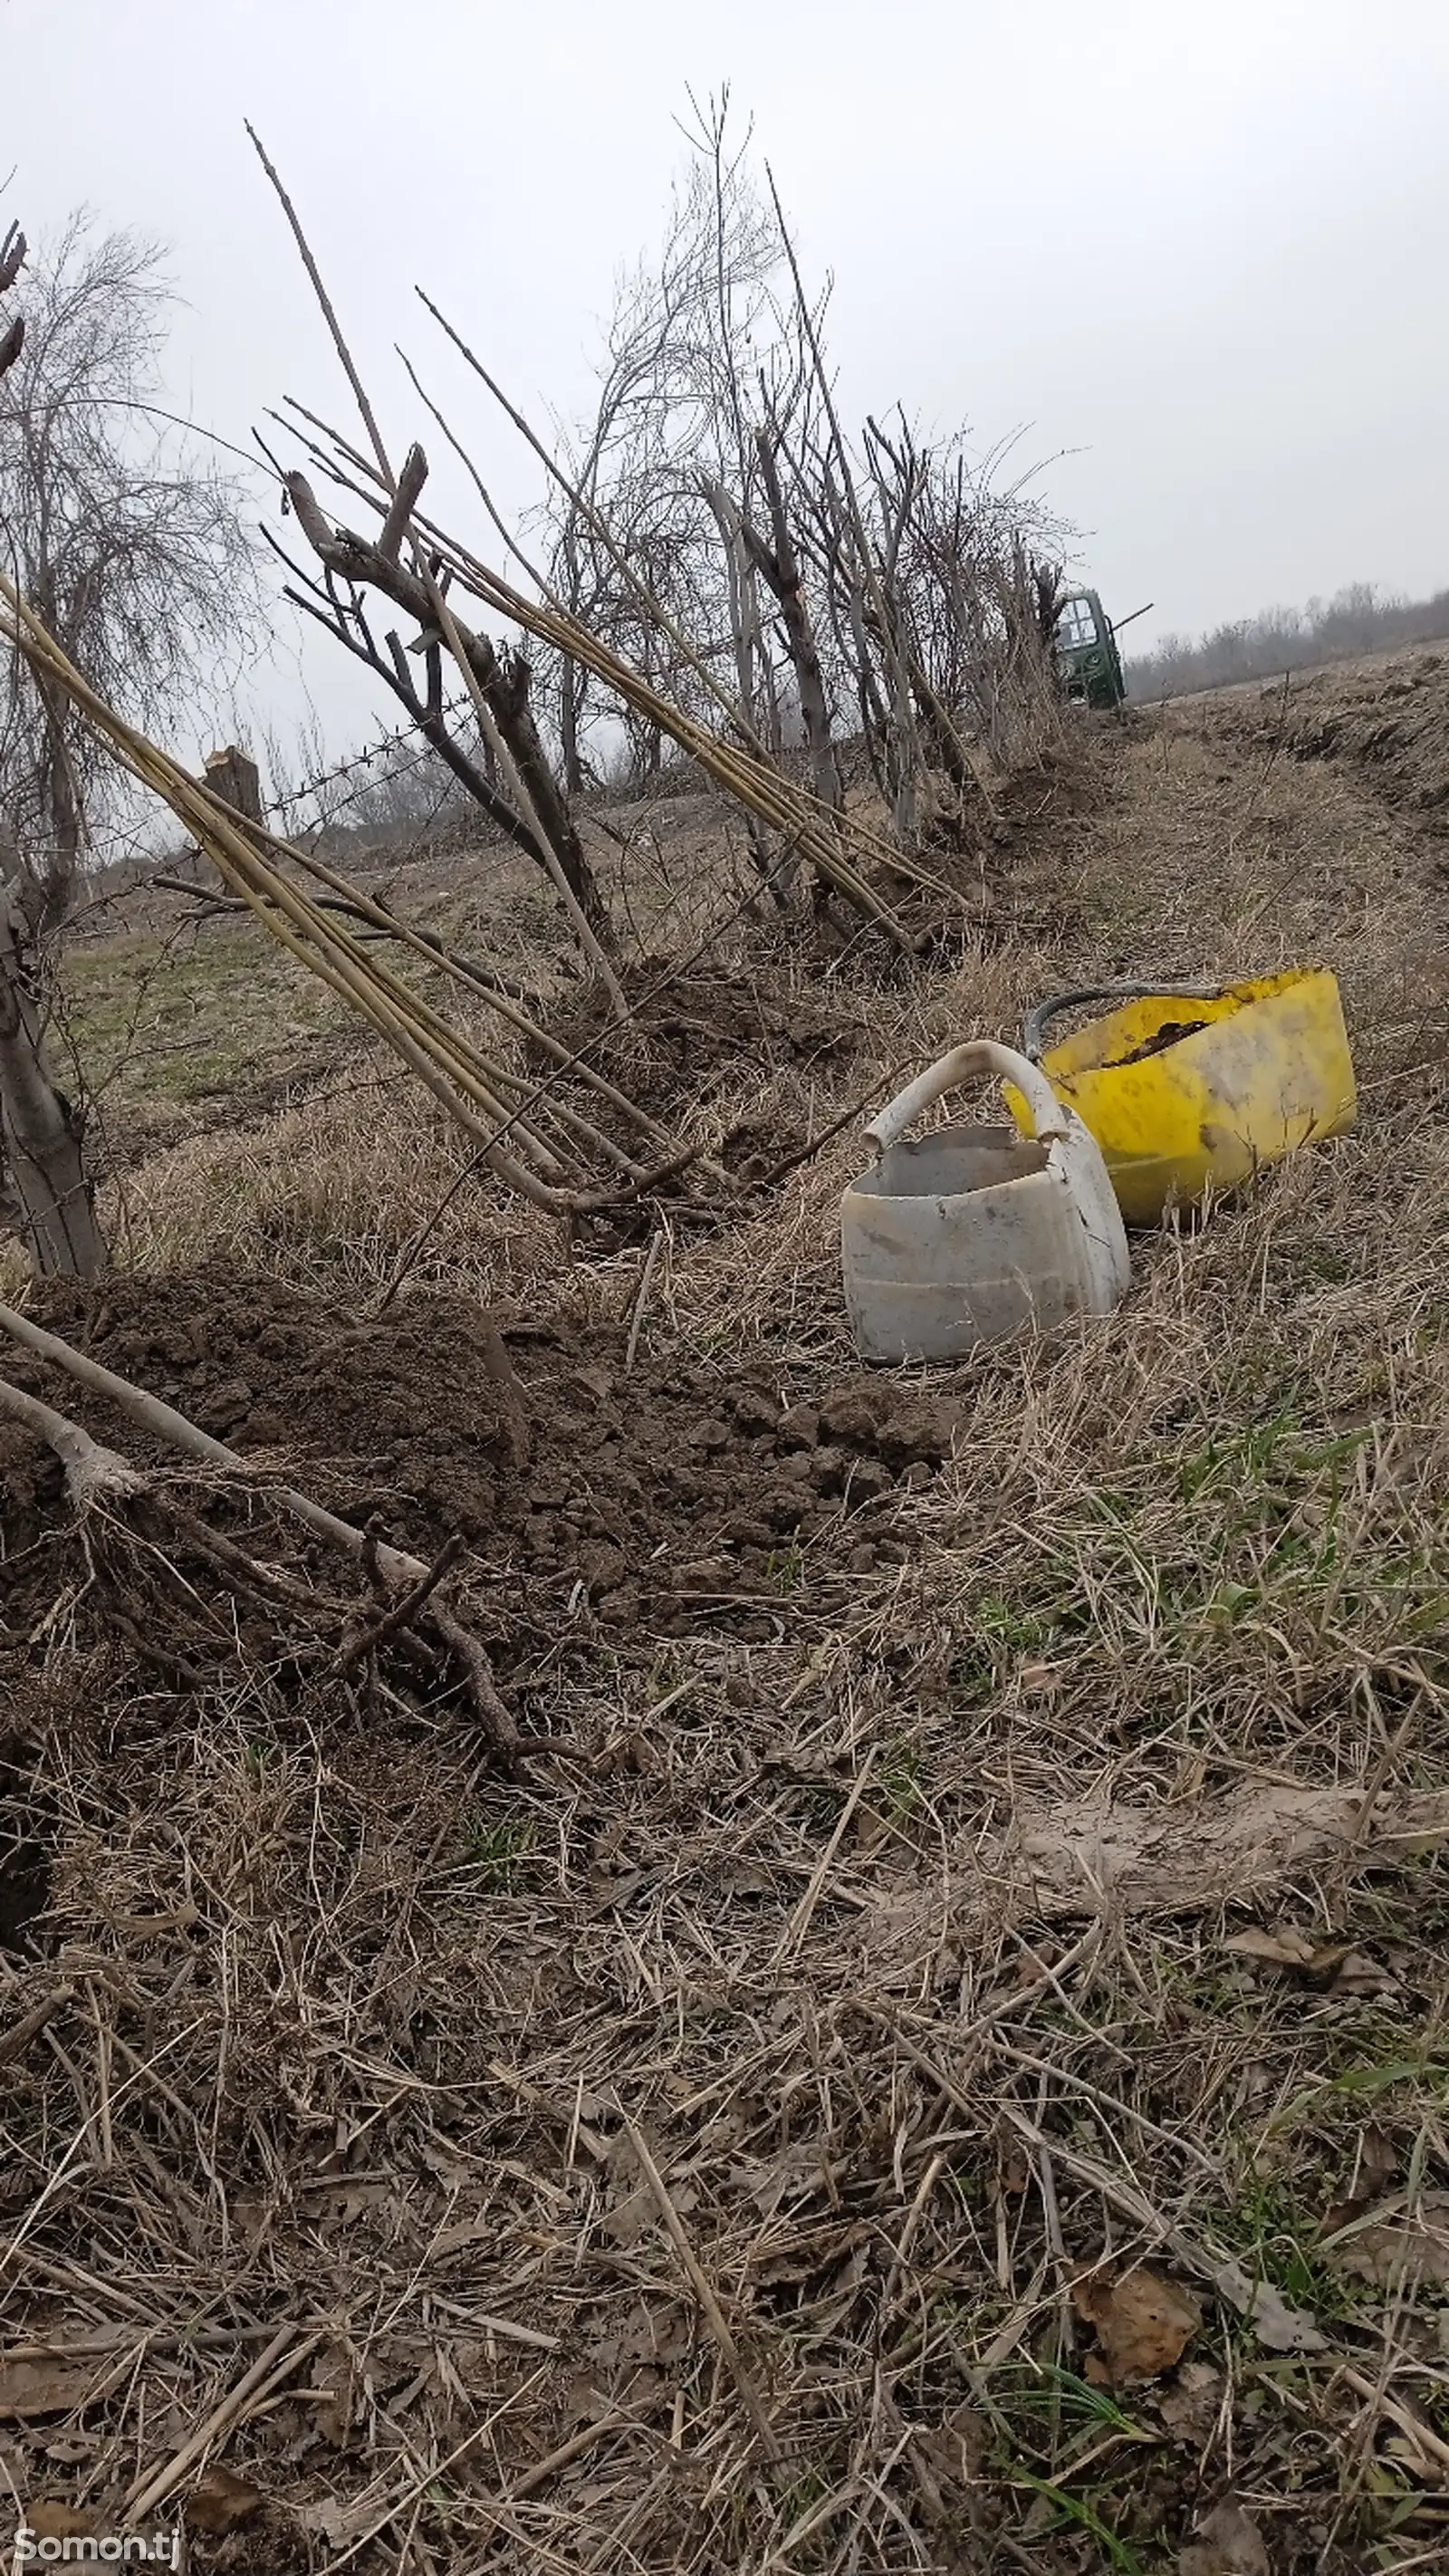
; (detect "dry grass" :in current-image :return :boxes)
[4,666,1449,2571]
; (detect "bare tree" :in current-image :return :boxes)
[537,108,1068,884]
[0,215,257,1276]
[1,216,257,914]
[539,92,790,792]
[274,480,615,940]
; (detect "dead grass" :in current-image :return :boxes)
[5,672,1449,2570]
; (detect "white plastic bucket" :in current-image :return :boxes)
[841,1040,1131,1362]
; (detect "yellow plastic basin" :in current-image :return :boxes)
[1006,970,1356,1226]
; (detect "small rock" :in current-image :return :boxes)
[188,2467,264,2535]
[902,1459,936,1493]
[774,1448,813,1483]
[1157,2360,1225,2446]
[723,1516,774,1549]
[241,1409,290,1447]
[673,1558,736,1592]
[1177,2499,1268,2576]
[204,1378,254,1430]
[848,1543,878,1574]
[875,1399,954,1466]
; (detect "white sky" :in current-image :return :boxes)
[6,0,1449,767]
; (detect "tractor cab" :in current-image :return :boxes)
[1054,589,1127,712]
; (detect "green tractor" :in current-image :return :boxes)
[1054,588,1128,712]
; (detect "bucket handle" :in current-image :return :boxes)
[865,1040,1068,1156]
[1023,982,1224,1062]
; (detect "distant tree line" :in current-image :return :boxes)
[1126,582,1449,701]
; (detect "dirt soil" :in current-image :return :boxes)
[1,1265,960,1658]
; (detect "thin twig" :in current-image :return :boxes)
[627,2120,783,2464]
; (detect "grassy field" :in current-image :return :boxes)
[3,651,1449,2572]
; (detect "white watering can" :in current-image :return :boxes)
[841,1040,1131,1363]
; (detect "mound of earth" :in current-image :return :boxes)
[2,1266,966,1665]
[1233,646,1449,831]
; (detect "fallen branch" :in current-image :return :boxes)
[0,570,699,1215]
[0,1371,147,1509]
[0,1986,74,2073]
[627,2119,783,2464]
[338,1531,465,1673]
[0,1296,427,1589]
[0,1300,530,1772]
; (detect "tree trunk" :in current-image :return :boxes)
[746,431,843,822]
[701,479,782,896]
[558,523,588,796]
[203,744,264,825]
[32,664,83,934]
[0,875,104,1279]
[284,475,611,939]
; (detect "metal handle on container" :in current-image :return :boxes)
[865,1040,1068,1157]
[1023,983,1224,1063]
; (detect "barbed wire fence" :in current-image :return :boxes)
[261,690,476,836]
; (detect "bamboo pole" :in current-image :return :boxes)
[0,573,689,1214]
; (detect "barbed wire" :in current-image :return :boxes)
[261,691,476,827]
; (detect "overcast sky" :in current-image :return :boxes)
[6,0,1448,769]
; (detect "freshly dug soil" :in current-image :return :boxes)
[1,1266,967,1666]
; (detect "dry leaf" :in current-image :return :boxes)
[187,2465,264,2534]
[1017,1659,1062,1695]
[299,2177,395,2223]
[1179,2497,1270,2575]
[0,2357,101,2419]
[1223,1927,1395,1994]
[24,2504,95,2542]
[753,2218,870,2288]
[1324,2125,1400,2235]
[1158,2360,1225,2445]
[1011,1784,1449,1925]
[601,2132,696,2244]
[308,2341,355,2449]
[992,2115,1030,2203]
[910,2403,988,2494]
[1223,1927,1319,1969]
[1328,1949,1400,1997]
[431,2216,498,2257]
[295,2494,377,2548]
[1359,2123,1397,2191]
[1245,2276,1325,2354]
[1345,2123,1398,2208]
[601,2131,652,2245]
[1072,2264,1201,2385]
[731,2146,831,2219]
[1329,2195,1449,2290]
[590,1728,660,1779]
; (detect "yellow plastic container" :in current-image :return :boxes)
[1007,970,1356,1226]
